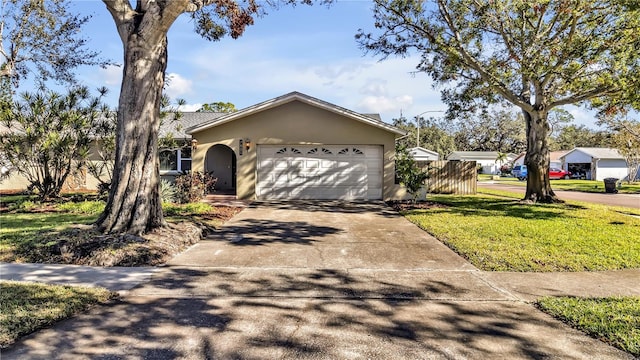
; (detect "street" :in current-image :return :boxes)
[478,182,640,209]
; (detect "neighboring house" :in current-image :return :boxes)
[446,151,517,174]
[560,147,629,181]
[2,91,409,200]
[187,92,406,200]
[409,147,440,161]
[512,150,569,168]
[157,112,225,181]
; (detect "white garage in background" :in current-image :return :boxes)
[561,147,629,181]
[257,145,383,200]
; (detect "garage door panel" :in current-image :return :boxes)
[274,159,289,168]
[306,160,320,168]
[257,145,382,200]
[321,160,336,168]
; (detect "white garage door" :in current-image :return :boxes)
[256,145,383,200]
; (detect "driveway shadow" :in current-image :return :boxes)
[211,219,341,246]
[251,200,400,217]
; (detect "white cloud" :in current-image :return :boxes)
[99,65,122,86]
[167,34,446,123]
[359,79,388,97]
[165,73,193,98]
[177,103,203,112]
[359,95,414,114]
[566,105,599,129]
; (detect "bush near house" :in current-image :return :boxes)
[174,172,217,204]
[0,87,109,200]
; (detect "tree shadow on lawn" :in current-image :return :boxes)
[2,267,599,359]
[410,197,588,220]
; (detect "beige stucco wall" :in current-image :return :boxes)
[192,100,402,200]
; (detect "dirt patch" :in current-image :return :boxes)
[32,222,203,267]
[387,200,449,212]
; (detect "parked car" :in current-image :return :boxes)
[511,165,527,180]
[549,167,571,180]
[512,165,571,180]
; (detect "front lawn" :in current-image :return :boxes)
[0,196,242,265]
[0,281,115,348]
[537,297,640,357]
[397,194,640,272]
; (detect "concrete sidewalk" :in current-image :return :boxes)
[0,263,157,294]
[480,269,640,301]
[3,261,638,302]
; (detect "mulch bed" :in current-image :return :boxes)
[387,200,449,212]
[35,222,205,267]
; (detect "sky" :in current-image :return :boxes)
[25,1,599,127]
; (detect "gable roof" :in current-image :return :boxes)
[561,147,624,160]
[409,147,439,157]
[159,112,224,139]
[447,151,517,161]
[185,91,406,136]
[515,150,570,163]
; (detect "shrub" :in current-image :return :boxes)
[160,179,177,203]
[395,144,428,201]
[174,172,217,204]
[0,87,109,200]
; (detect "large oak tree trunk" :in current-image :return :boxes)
[522,110,560,203]
[95,34,168,235]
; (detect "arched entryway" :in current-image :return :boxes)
[205,144,237,194]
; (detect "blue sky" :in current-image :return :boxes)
[37,1,597,127]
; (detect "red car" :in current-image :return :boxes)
[549,167,571,180]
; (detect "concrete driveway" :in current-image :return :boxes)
[4,201,632,359]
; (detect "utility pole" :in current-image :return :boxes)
[414,110,445,148]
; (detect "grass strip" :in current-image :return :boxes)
[404,194,640,271]
[0,281,115,348]
[537,296,640,357]
[487,179,640,194]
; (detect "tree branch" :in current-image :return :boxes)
[551,86,618,108]
[102,0,136,43]
[435,1,532,111]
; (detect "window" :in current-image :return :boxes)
[159,150,177,171]
[159,146,192,173]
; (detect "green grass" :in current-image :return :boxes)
[404,194,640,271]
[551,180,640,193]
[55,200,105,215]
[537,297,640,356]
[163,202,214,216]
[0,281,114,348]
[0,211,99,262]
[491,178,640,194]
[476,187,523,199]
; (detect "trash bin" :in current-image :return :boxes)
[603,178,618,193]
